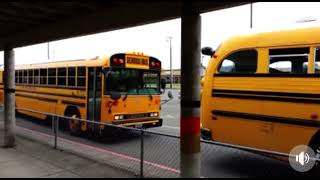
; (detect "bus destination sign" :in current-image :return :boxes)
[127,57,148,65]
[126,56,149,69]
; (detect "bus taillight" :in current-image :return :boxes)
[110,53,126,67]
[113,58,118,64]
[149,57,161,69]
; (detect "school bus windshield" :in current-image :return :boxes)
[104,68,160,95]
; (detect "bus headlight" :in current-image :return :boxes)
[150,112,159,117]
[114,115,124,120]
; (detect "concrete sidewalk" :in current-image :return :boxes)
[0,125,136,178]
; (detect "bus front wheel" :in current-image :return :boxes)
[68,114,82,136]
[64,107,82,136]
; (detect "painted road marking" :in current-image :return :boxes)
[161,115,176,119]
[162,125,180,129]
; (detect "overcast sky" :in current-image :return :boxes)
[1,2,320,69]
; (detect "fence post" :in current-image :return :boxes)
[140,129,144,178]
[51,116,55,148]
[56,117,59,149]
[52,116,58,149]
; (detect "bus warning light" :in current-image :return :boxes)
[113,58,118,64]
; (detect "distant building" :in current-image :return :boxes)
[161,65,206,84]
[161,69,181,84]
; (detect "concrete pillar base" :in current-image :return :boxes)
[180,152,201,178]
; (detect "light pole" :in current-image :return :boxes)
[201,55,204,76]
[250,3,253,28]
[47,42,50,60]
[201,55,204,66]
[166,36,173,89]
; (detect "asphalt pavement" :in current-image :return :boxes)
[154,89,180,136]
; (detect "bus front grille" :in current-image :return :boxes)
[124,113,149,119]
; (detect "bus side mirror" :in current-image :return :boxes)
[160,90,174,105]
[168,90,173,99]
[201,47,215,57]
[160,78,166,94]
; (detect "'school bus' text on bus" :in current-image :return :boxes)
[0,52,163,136]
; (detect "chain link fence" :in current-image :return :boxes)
[1,106,319,178]
[13,107,182,178]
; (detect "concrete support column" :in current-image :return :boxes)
[180,2,201,178]
[4,47,15,148]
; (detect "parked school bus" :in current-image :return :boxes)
[0,52,164,136]
[200,26,320,159]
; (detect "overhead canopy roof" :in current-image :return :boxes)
[0,1,249,50]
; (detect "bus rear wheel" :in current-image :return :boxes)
[87,125,103,141]
[313,143,320,170]
[68,114,82,136]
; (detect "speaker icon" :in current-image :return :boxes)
[295,151,310,166]
[289,145,316,172]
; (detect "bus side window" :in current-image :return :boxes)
[28,69,33,84]
[77,67,86,87]
[269,47,309,74]
[269,61,292,73]
[68,67,76,86]
[48,68,56,85]
[19,70,22,84]
[40,69,47,85]
[58,68,66,86]
[315,47,320,74]
[219,60,235,73]
[23,70,28,84]
[218,50,257,74]
[34,69,39,85]
[15,70,18,84]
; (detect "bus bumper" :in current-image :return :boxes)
[112,118,163,128]
[201,128,212,140]
[142,118,163,128]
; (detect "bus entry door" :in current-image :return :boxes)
[88,67,102,130]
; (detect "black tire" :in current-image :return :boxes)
[65,110,82,136]
[314,143,320,168]
[87,124,103,141]
[310,138,320,173]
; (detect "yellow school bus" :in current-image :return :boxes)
[201,26,320,158]
[0,52,163,136]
